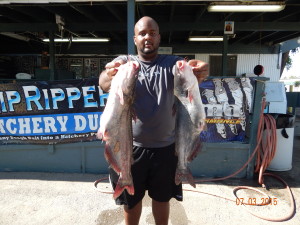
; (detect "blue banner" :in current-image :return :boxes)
[0,77,254,144]
[0,78,107,144]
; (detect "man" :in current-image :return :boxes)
[99,16,208,225]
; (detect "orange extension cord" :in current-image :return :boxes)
[94,98,296,222]
[190,97,296,222]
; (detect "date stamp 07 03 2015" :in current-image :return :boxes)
[236,197,278,206]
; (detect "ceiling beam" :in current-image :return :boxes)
[245,12,265,22]
[103,3,124,22]
[8,6,50,22]
[248,31,279,45]
[272,32,300,45]
[0,7,32,22]
[188,5,207,37]
[1,22,300,32]
[233,31,258,45]
[0,23,58,31]
[162,22,300,32]
[69,5,99,22]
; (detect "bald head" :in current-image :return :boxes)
[134,16,159,35]
[133,16,161,61]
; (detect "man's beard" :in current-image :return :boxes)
[140,47,157,55]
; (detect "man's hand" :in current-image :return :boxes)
[104,60,126,80]
[188,59,209,83]
[99,59,125,92]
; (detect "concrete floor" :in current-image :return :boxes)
[0,121,300,225]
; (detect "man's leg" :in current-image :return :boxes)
[152,200,170,225]
[124,200,142,225]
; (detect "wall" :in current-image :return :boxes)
[237,54,281,81]
[196,53,281,81]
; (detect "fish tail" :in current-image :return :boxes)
[175,168,196,188]
[113,176,135,199]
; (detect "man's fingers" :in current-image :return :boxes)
[187,59,199,67]
[104,60,126,78]
[187,59,209,83]
[105,60,125,69]
[105,68,118,79]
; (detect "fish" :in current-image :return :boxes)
[173,60,206,188]
[97,59,139,199]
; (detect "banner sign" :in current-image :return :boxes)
[0,77,254,144]
[200,77,255,142]
[0,78,107,144]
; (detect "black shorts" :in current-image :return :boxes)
[109,143,183,209]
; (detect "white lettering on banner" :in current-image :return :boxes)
[23,86,43,111]
[57,116,68,132]
[0,116,70,135]
[82,86,97,108]
[0,114,101,136]
[60,133,90,139]
[0,120,4,133]
[66,87,81,108]
[50,88,65,110]
[18,118,31,134]
[0,85,109,113]
[74,115,86,131]
[0,136,9,141]
[32,117,43,133]
[87,114,100,130]
[6,91,21,112]
[204,104,242,117]
[7,119,17,134]
[44,117,57,133]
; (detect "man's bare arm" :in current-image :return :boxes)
[99,70,113,92]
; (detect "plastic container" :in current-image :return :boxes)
[267,128,294,171]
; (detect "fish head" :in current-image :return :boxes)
[120,61,140,95]
[173,60,196,90]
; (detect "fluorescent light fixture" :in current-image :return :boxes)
[42,37,110,42]
[208,1,285,12]
[189,36,223,42]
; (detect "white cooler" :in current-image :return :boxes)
[267,128,294,171]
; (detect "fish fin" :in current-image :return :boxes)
[116,86,124,105]
[104,144,121,173]
[188,90,193,103]
[187,138,202,162]
[175,168,196,188]
[172,103,177,117]
[113,175,135,199]
[97,129,109,141]
[131,108,137,123]
[200,120,207,131]
[97,130,103,140]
